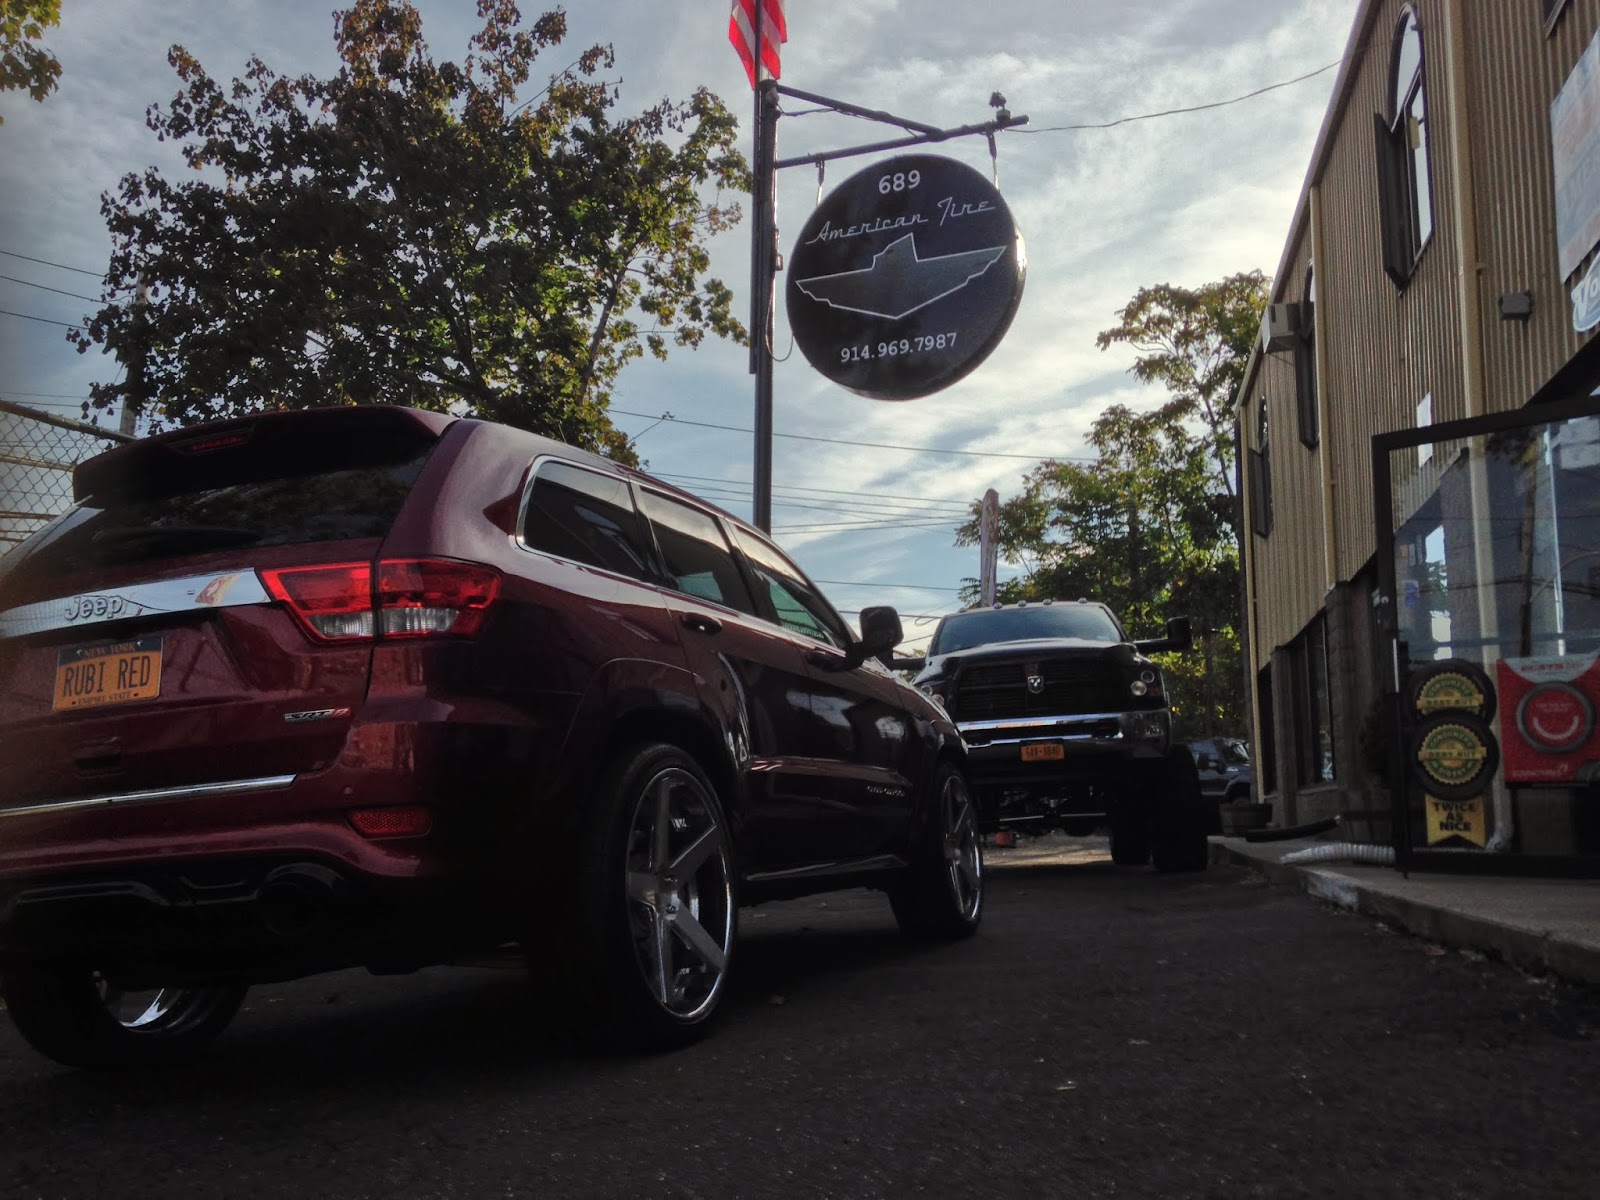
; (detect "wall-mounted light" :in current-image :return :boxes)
[1498,290,1534,321]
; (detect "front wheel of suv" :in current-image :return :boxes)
[577,741,738,1051]
[891,762,984,940]
[0,965,246,1070]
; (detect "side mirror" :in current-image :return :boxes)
[854,605,903,667]
[817,605,904,671]
[1133,615,1193,655]
[1194,752,1215,770]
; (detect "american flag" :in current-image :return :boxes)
[728,0,787,89]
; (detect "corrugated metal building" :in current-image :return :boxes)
[1238,0,1600,852]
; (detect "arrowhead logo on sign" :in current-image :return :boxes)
[795,236,1008,320]
[786,154,1026,401]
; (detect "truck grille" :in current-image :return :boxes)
[948,659,1120,723]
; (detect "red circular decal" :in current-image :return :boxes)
[1515,683,1595,753]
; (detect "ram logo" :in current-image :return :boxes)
[1026,673,1044,695]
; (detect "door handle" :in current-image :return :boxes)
[681,613,723,635]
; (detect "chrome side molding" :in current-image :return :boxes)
[0,774,296,820]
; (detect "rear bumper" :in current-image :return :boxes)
[0,854,450,983]
[0,712,564,976]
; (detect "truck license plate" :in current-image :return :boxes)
[1021,742,1064,762]
[54,636,164,711]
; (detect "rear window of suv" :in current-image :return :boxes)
[1,420,436,587]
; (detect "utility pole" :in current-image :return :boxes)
[119,278,150,437]
[743,72,1026,531]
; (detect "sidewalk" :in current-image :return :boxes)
[1212,837,1600,987]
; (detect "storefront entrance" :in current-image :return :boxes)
[1375,390,1600,874]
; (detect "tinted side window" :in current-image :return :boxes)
[638,491,756,614]
[521,461,655,580]
[732,528,847,648]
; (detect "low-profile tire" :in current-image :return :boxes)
[890,762,983,940]
[0,964,246,1070]
[1151,747,1210,873]
[573,741,738,1051]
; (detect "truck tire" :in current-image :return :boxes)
[1151,747,1210,873]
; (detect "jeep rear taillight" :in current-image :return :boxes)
[259,559,501,643]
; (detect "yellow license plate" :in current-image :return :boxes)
[54,637,163,711]
[1021,742,1065,762]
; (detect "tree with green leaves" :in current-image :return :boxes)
[0,0,61,122]
[70,0,747,461]
[1094,270,1268,501]
[958,272,1268,737]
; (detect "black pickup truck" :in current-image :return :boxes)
[905,600,1211,871]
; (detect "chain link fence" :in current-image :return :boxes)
[0,400,132,557]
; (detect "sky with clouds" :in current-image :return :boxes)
[0,0,1357,651]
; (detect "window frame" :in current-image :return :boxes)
[515,455,662,583]
[1375,6,1435,288]
[635,487,761,618]
[1295,267,1319,450]
[1291,614,1337,788]
[729,524,854,649]
[1249,394,1274,538]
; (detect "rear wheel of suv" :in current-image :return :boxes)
[890,762,983,940]
[577,742,737,1050]
[0,965,246,1070]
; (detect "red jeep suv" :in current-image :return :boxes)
[0,405,980,1067]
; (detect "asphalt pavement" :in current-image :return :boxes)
[2,838,1598,1198]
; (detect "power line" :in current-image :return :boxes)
[0,248,105,279]
[775,516,958,533]
[813,578,965,593]
[0,308,84,330]
[1012,59,1342,134]
[0,274,102,304]
[611,406,1091,463]
[653,470,976,510]
[681,483,968,521]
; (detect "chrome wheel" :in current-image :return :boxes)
[941,770,983,921]
[622,766,734,1022]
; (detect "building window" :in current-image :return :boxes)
[1249,395,1273,537]
[1256,665,1277,795]
[1295,268,1318,449]
[1544,0,1572,35]
[1292,615,1336,786]
[1375,7,1434,287]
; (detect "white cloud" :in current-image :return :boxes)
[0,0,1357,631]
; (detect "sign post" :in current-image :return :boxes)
[737,69,1026,529]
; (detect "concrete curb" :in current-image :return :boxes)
[1210,838,1600,987]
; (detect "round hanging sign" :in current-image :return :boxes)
[785,154,1026,401]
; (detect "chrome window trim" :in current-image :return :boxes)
[0,570,272,640]
[0,774,296,820]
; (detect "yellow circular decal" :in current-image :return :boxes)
[1415,671,1488,717]
[1416,722,1487,788]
